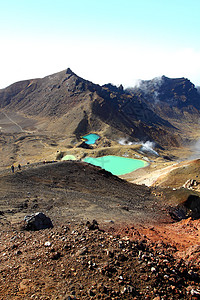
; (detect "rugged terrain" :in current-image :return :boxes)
[1,69,200,170]
[0,161,199,299]
[1,70,200,139]
[0,219,199,300]
[0,70,200,299]
[0,161,172,227]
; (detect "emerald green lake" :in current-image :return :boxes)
[62,154,76,161]
[82,133,100,144]
[84,155,148,175]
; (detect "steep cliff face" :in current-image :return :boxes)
[0,70,199,147]
[128,76,200,122]
[156,76,200,109]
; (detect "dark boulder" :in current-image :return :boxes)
[24,212,53,231]
[169,194,200,220]
[86,219,99,230]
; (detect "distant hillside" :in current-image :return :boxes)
[128,76,200,123]
[1,69,200,147]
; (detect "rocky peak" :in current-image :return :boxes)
[65,67,73,75]
[131,75,200,109]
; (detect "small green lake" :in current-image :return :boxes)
[62,155,76,161]
[83,155,148,175]
[82,133,100,145]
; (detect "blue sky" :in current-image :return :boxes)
[1,0,200,88]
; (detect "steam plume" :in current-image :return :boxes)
[118,138,159,156]
[140,141,159,156]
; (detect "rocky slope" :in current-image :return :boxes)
[0,220,199,300]
[0,161,172,227]
[1,69,200,148]
[0,161,199,299]
[130,76,200,110]
[152,159,200,189]
[128,76,200,141]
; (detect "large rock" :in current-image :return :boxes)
[24,212,53,231]
[183,179,198,189]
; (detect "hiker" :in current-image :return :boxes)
[11,165,14,173]
[18,164,21,170]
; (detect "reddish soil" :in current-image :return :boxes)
[0,162,199,299]
[0,219,199,300]
[113,218,200,262]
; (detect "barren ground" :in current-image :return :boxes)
[0,110,199,299]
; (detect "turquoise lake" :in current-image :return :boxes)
[84,155,148,175]
[82,133,100,144]
[62,154,76,161]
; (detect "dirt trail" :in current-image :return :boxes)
[129,163,178,186]
[1,111,25,132]
[130,160,195,187]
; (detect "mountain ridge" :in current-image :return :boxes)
[0,69,200,148]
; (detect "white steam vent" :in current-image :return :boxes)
[118,138,159,156]
[118,138,133,145]
[140,141,159,156]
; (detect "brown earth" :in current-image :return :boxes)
[0,161,199,300]
[0,161,173,226]
[0,219,199,300]
[152,159,200,189]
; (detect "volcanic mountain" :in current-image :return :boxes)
[130,76,200,121]
[0,70,200,299]
[1,69,200,148]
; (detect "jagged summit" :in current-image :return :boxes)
[131,75,200,108]
[66,67,73,74]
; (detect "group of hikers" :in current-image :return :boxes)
[10,160,55,173]
[11,164,21,173]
